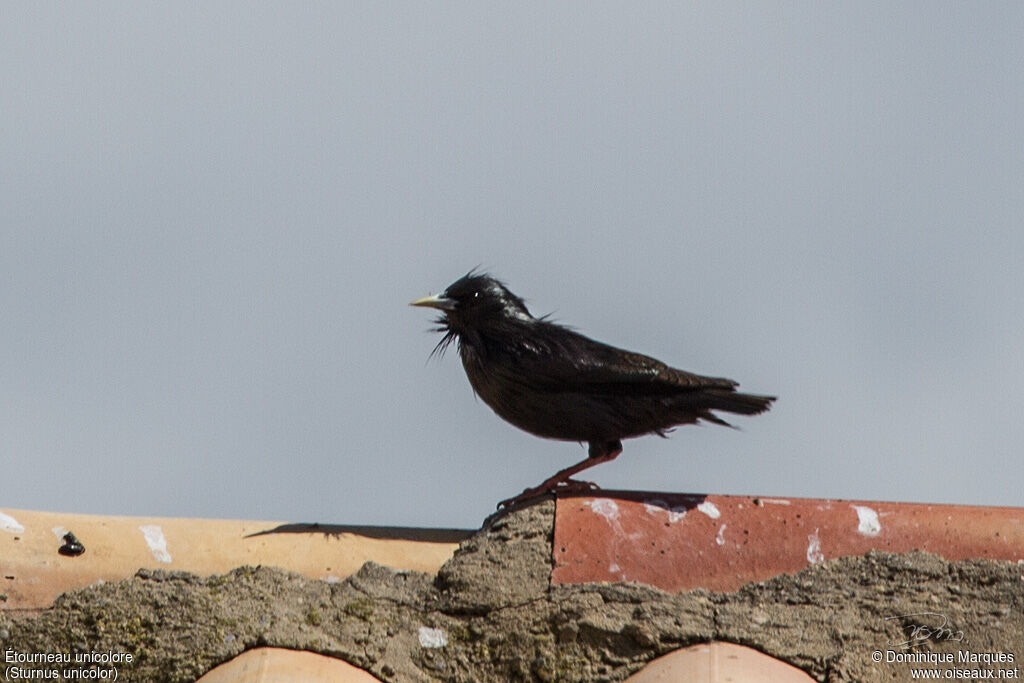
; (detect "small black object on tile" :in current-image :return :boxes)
[59,531,86,557]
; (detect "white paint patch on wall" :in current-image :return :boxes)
[139,524,172,563]
[0,511,25,534]
[807,529,825,564]
[641,498,687,522]
[587,499,620,521]
[851,505,882,537]
[418,626,447,649]
[697,501,721,519]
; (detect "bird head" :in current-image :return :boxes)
[411,272,534,352]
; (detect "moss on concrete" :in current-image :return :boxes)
[1,500,1022,681]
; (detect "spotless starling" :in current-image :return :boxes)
[411,272,776,509]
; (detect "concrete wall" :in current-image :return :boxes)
[2,497,1022,681]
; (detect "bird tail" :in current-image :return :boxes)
[703,389,776,417]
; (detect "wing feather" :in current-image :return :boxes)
[510,322,738,395]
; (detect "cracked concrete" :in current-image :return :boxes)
[2,499,1022,681]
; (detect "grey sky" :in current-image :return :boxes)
[2,3,1022,528]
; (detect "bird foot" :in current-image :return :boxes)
[496,478,601,511]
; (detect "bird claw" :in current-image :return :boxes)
[557,478,601,493]
[495,478,603,511]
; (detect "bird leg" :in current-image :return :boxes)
[496,440,623,510]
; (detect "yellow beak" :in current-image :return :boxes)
[409,293,454,310]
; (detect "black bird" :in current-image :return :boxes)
[411,272,775,509]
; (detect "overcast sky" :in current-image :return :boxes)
[2,3,1022,528]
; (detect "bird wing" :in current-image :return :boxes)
[514,325,738,395]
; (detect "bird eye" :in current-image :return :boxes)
[473,291,480,299]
